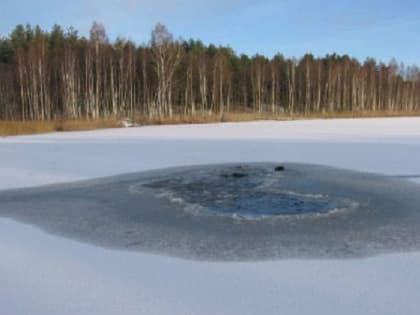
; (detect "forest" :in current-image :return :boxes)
[0,22,419,121]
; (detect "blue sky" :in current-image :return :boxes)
[1,0,419,65]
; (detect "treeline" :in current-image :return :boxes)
[0,22,419,120]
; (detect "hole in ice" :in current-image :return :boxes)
[140,165,349,217]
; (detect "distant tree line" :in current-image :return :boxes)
[0,22,419,120]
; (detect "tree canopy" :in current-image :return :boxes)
[0,22,419,120]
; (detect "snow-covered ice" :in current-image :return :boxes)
[1,117,420,314]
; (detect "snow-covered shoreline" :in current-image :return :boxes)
[1,117,420,314]
[2,117,420,191]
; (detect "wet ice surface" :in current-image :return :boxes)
[1,163,420,261]
[138,165,350,217]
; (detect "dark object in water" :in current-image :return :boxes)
[221,172,248,179]
[275,166,285,172]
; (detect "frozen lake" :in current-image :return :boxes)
[1,118,420,314]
